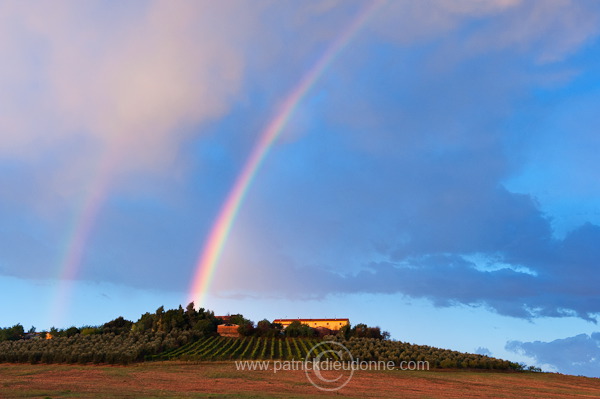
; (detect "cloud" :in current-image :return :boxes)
[216,186,600,320]
[208,1,600,322]
[371,0,520,44]
[475,347,492,356]
[371,0,600,63]
[506,333,600,377]
[1,0,598,196]
[0,1,250,171]
[3,0,596,165]
[469,0,600,63]
[2,1,600,327]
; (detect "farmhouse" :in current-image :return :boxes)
[273,318,349,330]
[217,324,240,338]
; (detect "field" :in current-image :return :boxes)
[1,361,600,399]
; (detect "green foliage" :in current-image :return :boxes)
[0,324,25,341]
[284,320,315,338]
[131,303,218,335]
[193,319,216,336]
[0,304,527,371]
[255,319,283,338]
[0,329,197,365]
[102,316,132,335]
[290,338,303,359]
[156,336,319,361]
[237,322,255,337]
[152,335,521,370]
[337,324,351,340]
[220,314,255,337]
[0,302,220,365]
[81,327,101,336]
[132,312,155,333]
[334,337,522,370]
[249,337,261,359]
[185,302,199,326]
[238,336,255,359]
[65,327,81,337]
[350,323,388,339]
[229,314,251,326]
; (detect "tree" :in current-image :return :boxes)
[81,326,100,335]
[132,312,155,333]
[237,322,255,337]
[256,319,282,337]
[352,323,369,337]
[162,307,186,332]
[351,323,386,339]
[65,326,80,337]
[337,324,351,340]
[0,324,25,341]
[185,302,198,327]
[229,314,251,326]
[193,319,216,336]
[284,321,315,338]
[103,316,132,334]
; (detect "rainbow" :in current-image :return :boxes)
[188,1,384,306]
[48,161,113,327]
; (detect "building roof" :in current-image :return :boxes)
[273,318,349,322]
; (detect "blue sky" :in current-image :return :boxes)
[2,0,600,377]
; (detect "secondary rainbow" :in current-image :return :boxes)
[188,1,384,306]
[48,160,114,327]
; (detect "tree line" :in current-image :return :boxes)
[0,304,530,370]
[1,303,388,342]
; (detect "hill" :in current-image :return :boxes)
[0,304,522,370]
[152,335,517,370]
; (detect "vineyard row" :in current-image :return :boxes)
[152,337,336,361]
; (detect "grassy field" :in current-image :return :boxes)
[1,361,599,398]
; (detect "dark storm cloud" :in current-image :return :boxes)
[335,222,600,321]
[239,183,600,320]
[212,1,600,322]
[506,333,600,377]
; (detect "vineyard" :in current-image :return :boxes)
[152,336,519,370]
[0,304,523,370]
[0,332,522,370]
[152,336,335,361]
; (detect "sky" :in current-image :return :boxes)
[1,0,600,378]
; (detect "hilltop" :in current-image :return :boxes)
[1,303,525,371]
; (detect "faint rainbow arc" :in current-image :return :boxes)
[48,160,114,327]
[188,1,384,306]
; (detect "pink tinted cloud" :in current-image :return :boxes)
[0,1,252,173]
